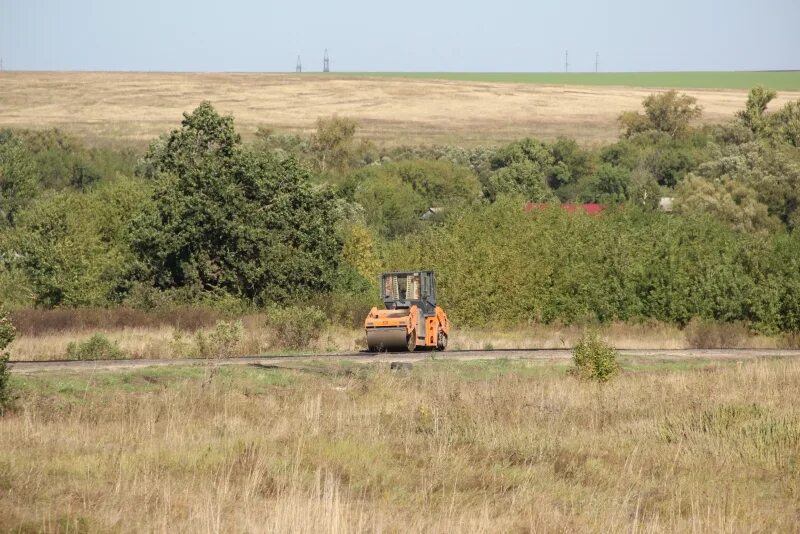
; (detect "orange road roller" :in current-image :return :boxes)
[364,271,450,352]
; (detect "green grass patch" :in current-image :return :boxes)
[7,356,746,397]
[10,365,301,396]
[419,358,567,381]
[338,71,800,91]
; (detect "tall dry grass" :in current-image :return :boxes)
[1,358,799,531]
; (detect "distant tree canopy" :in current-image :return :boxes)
[344,159,481,238]
[310,115,358,174]
[131,102,342,304]
[0,133,37,225]
[619,90,702,138]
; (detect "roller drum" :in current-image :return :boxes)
[366,328,410,352]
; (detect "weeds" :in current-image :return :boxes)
[64,334,126,360]
[3,358,799,531]
[571,333,619,382]
[266,306,328,350]
[684,318,749,348]
[200,320,244,358]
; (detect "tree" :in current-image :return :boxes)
[674,174,779,233]
[737,86,777,134]
[354,174,426,238]
[10,180,147,307]
[548,137,595,188]
[132,103,342,304]
[619,90,702,138]
[309,115,357,174]
[627,168,661,210]
[0,309,15,414]
[341,223,378,280]
[769,100,800,148]
[486,160,556,202]
[689,141,800,229]
[487,138,557,202]
[0,135,38,225]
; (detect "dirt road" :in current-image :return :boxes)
[9,348,800,374]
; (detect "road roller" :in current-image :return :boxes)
[364,271,450,352]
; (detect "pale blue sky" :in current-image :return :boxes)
[1,0,798,72]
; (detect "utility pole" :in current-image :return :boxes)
[296,55,302,73]
[323,49,330,72]
[595,52,599,73]
[564,50,569,73]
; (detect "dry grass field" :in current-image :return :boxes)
[2,357,799,532]
[2,72,799,146]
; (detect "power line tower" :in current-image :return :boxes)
[595,52,599,73]
[296,56,302,73]
[323,49,330,72]
[564,50,569,73]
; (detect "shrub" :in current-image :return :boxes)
[684,318,749,349]
[266,306,328,350]
[209,320,244,357]
[0,310,16,414]
[571,333,619,382]
[65,334,126,360]
[191,320,244,359]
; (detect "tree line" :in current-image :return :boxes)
[0,87,799,332]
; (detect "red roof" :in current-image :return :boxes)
[525,202,606,215]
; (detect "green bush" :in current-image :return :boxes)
[571,333,620,382]
[65,334,126,360]
[0,310,16,414]
[266,306,328,350]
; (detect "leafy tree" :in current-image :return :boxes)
[146,101,240,177]
[132,103,342,304]
[340,223,379,280]
[619,90,702,138]
[769,100,800,148]
[0,134,38,225]
[674,174,779,233]
[487,138,558,201]
[4,128,136,191]
[548,137,595,188]
[310,115,357,174]
[384,159,481,205]
[737,86,777,134]
[690,141,800,229]
[486,160,556,202]
[344,159,480,237]
[593,163,631,202]
[354,174,426,238]
[627,168,661,210]
[9,179,148,307]
[492,138,554,169]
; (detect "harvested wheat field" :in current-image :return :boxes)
[2,72,798,146]
[2,358,799,532]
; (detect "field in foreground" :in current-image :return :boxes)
[2,72,800,146]
[2,358,799,532]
